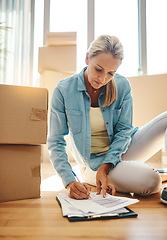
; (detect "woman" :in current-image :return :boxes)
[48,35,167,200]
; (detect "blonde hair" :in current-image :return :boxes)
[87,35,124,107]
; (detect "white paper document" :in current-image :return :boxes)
[57,192,139,217]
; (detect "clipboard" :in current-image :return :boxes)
[67,207,137,222]
[56,196,138,222]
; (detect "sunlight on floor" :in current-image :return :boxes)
[41,164,84,192]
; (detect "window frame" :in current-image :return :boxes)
[44,0,148,76]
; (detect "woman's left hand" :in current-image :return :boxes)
[96,163,116,197]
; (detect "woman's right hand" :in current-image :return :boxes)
[66,181,91,199]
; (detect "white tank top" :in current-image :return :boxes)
[89,107,110,154]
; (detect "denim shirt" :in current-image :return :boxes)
[47,67,138,187]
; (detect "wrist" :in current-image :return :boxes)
[66,181,75,189]
[99,163,113,174]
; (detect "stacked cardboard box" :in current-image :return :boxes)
[0,84,48,202]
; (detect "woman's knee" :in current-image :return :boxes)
[108,161,162,196]
[139,168,162,195]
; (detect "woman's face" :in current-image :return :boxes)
[85,52,121,90]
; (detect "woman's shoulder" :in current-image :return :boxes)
[52,69,85,100]
[114,73,130,83]
[57,72,79,88]
[56,67,86,89]
[114,73,131,90]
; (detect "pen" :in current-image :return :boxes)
[72,170,91,198]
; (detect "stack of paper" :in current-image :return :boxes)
[56,192,139,220]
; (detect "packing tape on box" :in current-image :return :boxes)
[30,108,47,121]
[31,166,41,178]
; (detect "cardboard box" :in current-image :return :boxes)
[38,45,76,74]
[0,145,41,202]
[0,84,48,144]
[46,32,77,46]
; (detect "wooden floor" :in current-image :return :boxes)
[0,161,167,240]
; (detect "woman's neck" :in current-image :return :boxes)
[84,69,101,107]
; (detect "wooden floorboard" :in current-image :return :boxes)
[0,162,167,240]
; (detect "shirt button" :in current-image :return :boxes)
[106,122,109,124]
[102,109,105,112]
